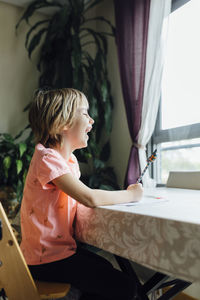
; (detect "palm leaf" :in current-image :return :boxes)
[83,16,115,35]
[81,34,108,58]
[27,28,48,58]
[84,0,103,13]
[104,98,112,133]
[25,19,50,49]
[16,0,62,29]
[80,28,107,56]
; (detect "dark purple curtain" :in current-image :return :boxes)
[114,0,150,187]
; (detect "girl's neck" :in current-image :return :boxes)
[55,140,73,161]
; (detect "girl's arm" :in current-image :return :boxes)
[52,173,143,208]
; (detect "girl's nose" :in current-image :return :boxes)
[89,116,94,124]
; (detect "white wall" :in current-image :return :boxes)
[0,1,41,136]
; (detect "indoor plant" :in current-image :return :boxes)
[0,127,34,217]
[16,0,119,190]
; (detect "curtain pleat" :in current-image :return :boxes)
[114,0,150,187]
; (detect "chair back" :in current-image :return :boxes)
[0,202,40,300]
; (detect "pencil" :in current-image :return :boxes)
[136,149,157,183]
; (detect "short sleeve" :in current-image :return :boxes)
[36,151,70,189]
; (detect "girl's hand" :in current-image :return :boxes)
[127,183,143,202]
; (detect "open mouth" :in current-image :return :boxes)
[85,126,92,134]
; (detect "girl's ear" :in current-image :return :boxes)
[63,124,69,130]
[62,124,69,131]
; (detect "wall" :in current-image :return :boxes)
[0,1,41,136]
[95,0,132,188]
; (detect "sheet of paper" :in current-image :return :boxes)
[117,196,168,207]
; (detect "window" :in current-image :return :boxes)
[153,0,200,184]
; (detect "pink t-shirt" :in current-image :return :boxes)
[20,143,80,265]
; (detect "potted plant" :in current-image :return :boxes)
[16,0,119,190]
[0,127,34,217]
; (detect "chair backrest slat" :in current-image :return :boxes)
[0,202,40,300]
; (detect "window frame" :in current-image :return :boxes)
[152,0,200,184]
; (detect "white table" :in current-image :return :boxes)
[75,187,200,284]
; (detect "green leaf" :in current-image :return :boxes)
[16,0,62,30]
[3,156,11,178]
[80,28,102,50]
[75,149,87,163]
[89,97,98,119]
[80,29,108,61]
[25,154,32,163]
[100,142,110,162]
[88,174,101,188]
[19,143,27,158]
[84,16,115,36]
[104,101,112,133]
[101,80,108,102]
[25,19,50,49]
[23,169,28,184]
[1,134,14,142]
[84,0,103,13]
[16,179,23,202]
[93,158,105,170]
[27,28,48,58]
[16,160,23,174]
[88,138,100,156]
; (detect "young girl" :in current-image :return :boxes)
[20,88,143,300]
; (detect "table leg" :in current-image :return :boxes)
[114,255,192,300]
[142,272,170,295]
[114,255,149,300]
[157,280,192,300]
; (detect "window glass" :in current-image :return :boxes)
[160,138,200,183]
[154,0,200,184]
[161,0,200,130]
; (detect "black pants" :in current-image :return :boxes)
[29,247,136,300]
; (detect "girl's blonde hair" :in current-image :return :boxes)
[29,88,87,147]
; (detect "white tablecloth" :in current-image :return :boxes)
[75,188,200,283]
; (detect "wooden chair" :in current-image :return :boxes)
[0,202,70,300]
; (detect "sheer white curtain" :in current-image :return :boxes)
[138,0,172,187]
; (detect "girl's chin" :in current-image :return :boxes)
[75,136,89,149]
[85,134,89,142]
[80,139,88,148]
